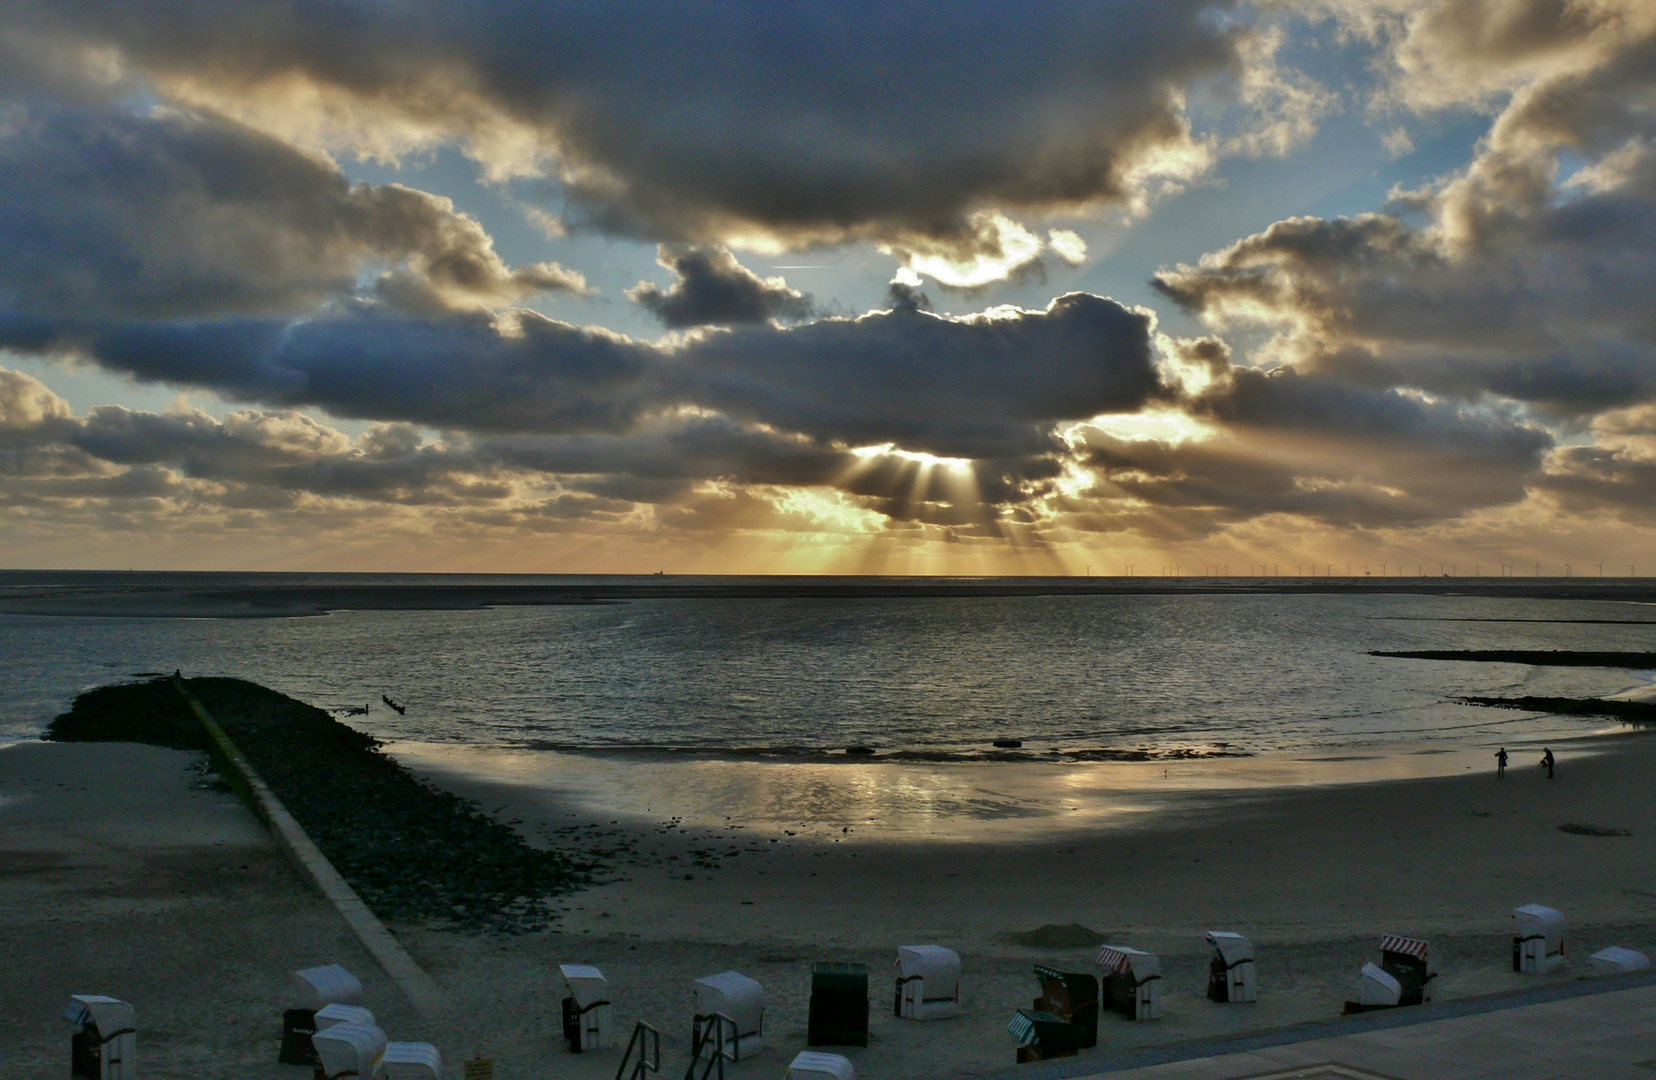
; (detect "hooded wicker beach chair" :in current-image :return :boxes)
[808,962,868,1046]
[1007,1008,1077,1063]
[693,971,765,1061]
[560,963,614,1052]
[315,1004,376,1032]
[785,1050,856,1080]
[894,945,961,1020]
[63,995,136,1080]
[1590,946,1651,975]
[1031,965,1097,1048]
[1512,904,1566,974]
[381,1041,444,1079]
[311,1021,387,1080]
[1205,931,1256,1002]
[1096,945,1161,1020]
[282,965,364,1065]
[1343,935,1434,1013]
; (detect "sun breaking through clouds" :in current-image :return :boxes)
[1,0,1654,573]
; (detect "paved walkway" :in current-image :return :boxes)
[1010,975,1656,1080]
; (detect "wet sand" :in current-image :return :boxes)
[5,734,1655,1079]
[399,732,1656,1078]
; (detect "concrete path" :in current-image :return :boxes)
[1040,980,1656,1079]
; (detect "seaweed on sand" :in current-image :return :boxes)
[47,676,592,931]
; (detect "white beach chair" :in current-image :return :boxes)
[560,963,614,1051]
[693,971,764,1060]
[785,1050,856,1080]
[62,995,136,1080]
[895,945,961,1019]
[1512,905,1566,974]
[1096,945,1160,1020]
[282,965,366,1066]
[1377,935,1434,1004]
[293,965,364,1011]
[1205,931,1256,1003]
[1590,946,1651,975]
[1355,963,1402,1007]
[381,1041,443,1079]
[1343,936,1434,1013]
[312,1021,387,1080]
[315,1004,376,1032]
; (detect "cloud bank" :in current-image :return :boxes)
[1,0,1655,569]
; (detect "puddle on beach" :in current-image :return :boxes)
[384,739,1557,843]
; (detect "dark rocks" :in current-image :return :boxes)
[46,676,592,933]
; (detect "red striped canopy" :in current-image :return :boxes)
[1379,935,1429,959]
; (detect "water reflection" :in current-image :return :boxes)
[389,740,1529,842]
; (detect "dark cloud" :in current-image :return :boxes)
[0,101,585,320]
[1064,365,1552,538]
[0,366,1029,543]
[687,293,1160,460]
[0,291,1162,462]
[3,0,1276,257]
[629,246,814,328]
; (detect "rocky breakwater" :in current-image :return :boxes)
[46,676,593,933]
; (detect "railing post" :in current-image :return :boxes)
[616,1021,661,1080]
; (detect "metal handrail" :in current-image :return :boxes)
[615,1021,661,1080]
[684,1013,738,1080]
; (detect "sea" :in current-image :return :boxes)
[4,575,1652,836]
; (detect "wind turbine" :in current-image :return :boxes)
[1564,562,1572,577]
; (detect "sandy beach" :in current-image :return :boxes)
[4,729,1654,1079]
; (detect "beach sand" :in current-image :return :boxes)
[5,734,1655,1079]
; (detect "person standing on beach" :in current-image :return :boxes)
[1541,748,1555,779]
[1496,747,1508,778]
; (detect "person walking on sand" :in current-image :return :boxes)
[1541,747,1555,779]
[1496,747,1508,778]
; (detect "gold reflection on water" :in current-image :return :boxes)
[383,742,1542,843]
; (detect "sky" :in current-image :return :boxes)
[1,0,1654,575]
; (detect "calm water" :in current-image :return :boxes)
[3,587,1653,757]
